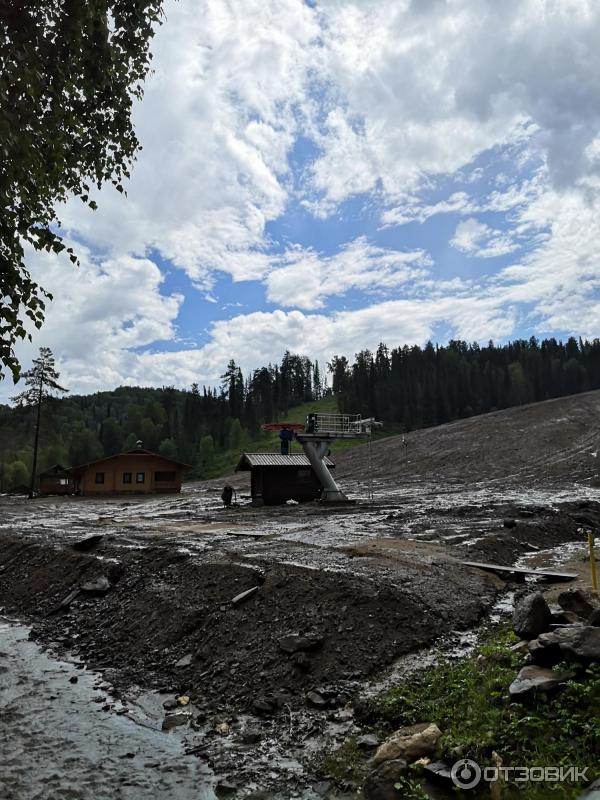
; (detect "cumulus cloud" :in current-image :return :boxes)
[59,0,319,288]
[4,245,183,401]
[451,218,519,258]
[306,0,600,217]
[265,237,431,309]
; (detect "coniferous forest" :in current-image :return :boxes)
[1,337,599,490]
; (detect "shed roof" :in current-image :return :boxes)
[235,452,335,471]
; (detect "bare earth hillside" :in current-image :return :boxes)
[336,389,600,489]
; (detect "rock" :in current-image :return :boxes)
[357,733,379,749]
[175,653,192,668]
[215,721,230,735]
[553,625,600,661]
[363,759,409,800]
[548,603,578,625]
[241,727,261,744]
[47,587,80,615]
[252,697,274,715]
[291,651,311,671]
[554,610,587,625]
[590,608,600,627]
[510,640,530,654]
[162,697,178,711]
[509,665,572,700]
[216,780,237,797]
[80,575,111,595]
[557,589,600,622]
[373,722,442,765]
[306,690,327,708]
[312,782,332,797]
[69,675,78,684]
[231,586,259,606]
[72,534,104,552]
[423,760,454,784]
[277,633,324,654]
[528,634,563,667]
[503,518,517,528]
[512,592,552,640]
[162,712,191,731]
[177,695,190,706]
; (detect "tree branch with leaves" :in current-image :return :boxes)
[0,0,163,382]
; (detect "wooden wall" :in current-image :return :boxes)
[77,454,183,495]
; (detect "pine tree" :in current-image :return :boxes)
[12,347,67,496]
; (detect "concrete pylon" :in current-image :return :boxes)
[300,439,349,503]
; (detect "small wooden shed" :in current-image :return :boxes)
[235,452,335,506]
[38,464,75,495]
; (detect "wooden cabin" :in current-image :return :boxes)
[38,464,75,495]
[68,447,190,495]
[235,452,335,505]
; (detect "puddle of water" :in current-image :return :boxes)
[0,618,216,800]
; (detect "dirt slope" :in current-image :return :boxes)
[336,389,600,488]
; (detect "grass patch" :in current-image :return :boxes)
[322,627,599,798]
[372,626,599,798]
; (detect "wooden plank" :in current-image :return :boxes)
[461,560,577,582]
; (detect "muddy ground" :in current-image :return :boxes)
[1,391,599,798]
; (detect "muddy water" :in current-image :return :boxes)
[0,618,216,800]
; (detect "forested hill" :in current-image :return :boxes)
[331,336,600,429]
[1,337,599,491]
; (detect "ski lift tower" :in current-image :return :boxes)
[297,413,379,502]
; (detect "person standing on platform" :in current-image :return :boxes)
[279,426,294,455]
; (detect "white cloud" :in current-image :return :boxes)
[59,0,319,288]
[265,237,431,309]
[309,0,600,214]
[451,218,519,258]
[494,189,600,338]
[4,245,183,401]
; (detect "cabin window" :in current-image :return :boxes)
[59,478,69,486]
[155,471,176,482]
[136,472,145,483]
[123,472,132,484]
[95,472,104,484]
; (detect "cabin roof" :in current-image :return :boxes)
[68,448,191,473]
[235,452,335,471]
[38,463,70,478]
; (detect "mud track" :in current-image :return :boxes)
[1,390,599,796]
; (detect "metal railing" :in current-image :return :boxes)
[306,413,363,435]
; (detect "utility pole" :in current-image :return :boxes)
[29,369,44,498]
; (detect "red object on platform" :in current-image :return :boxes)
[261,422,305,432]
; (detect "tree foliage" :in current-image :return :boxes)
[11,346,67,406]
[330,336,600,430]
[11,345,67,494]
[0,0,163,381]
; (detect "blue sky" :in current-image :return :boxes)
[6,0,600,401]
